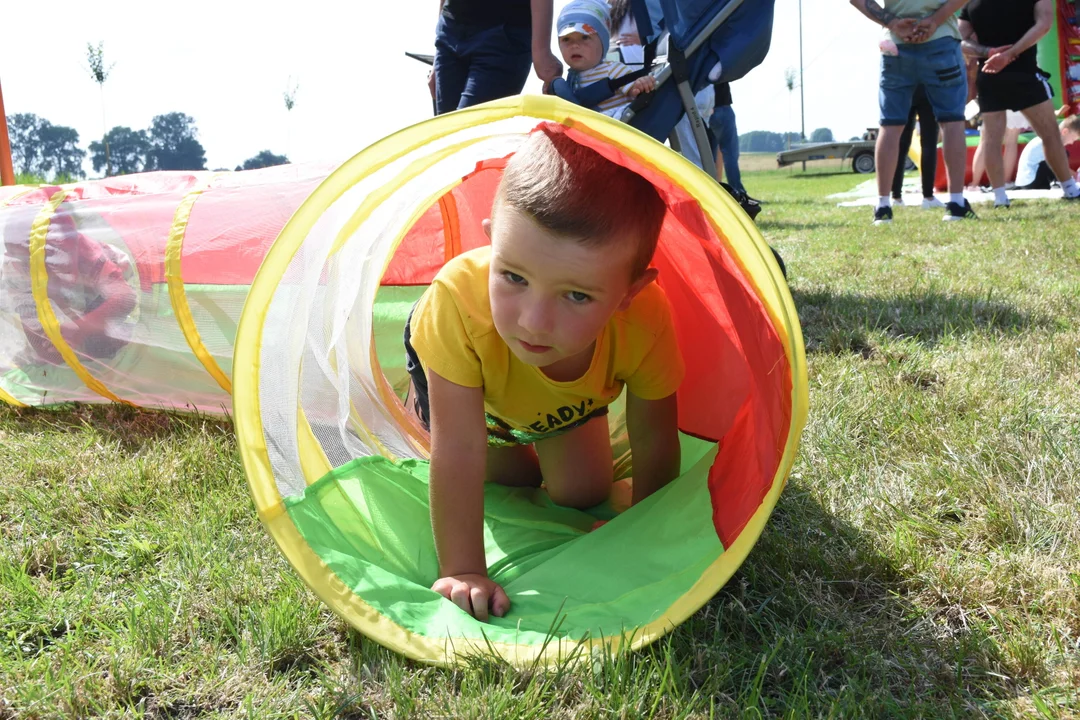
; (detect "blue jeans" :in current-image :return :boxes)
[709,105,744,193]
[434,15,532,115]
[879,37,966,126]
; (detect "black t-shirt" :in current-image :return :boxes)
[713,82,732,107]
[442,0,532,28]
[959,0,1040,74]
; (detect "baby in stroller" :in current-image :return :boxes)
[554,0,656,120]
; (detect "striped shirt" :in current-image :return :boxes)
[572,60,634,113]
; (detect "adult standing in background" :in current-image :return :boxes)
[709,82,746,195]
[958,0,1080,204]
[850,0,976,225]
[430,0,563,115]
[890,84,942,208]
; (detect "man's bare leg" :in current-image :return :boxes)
[980,111,1009,205]
[876,125,904,198]
[1023,100,1075,183]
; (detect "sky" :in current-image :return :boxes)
[0,0,884,174]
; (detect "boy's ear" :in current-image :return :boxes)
[617,267,659,311]
[482,218,492,240]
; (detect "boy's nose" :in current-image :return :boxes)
[518,299,554,337]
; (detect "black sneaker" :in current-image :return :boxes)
[873,205,893,225]
[994,199,1010,209]
[943,199,978,221]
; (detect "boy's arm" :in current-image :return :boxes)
[625,391,680,506]
[982,0,1052,74]
[427,369,510,622]
[531,0,563,85]
[849,0,917,40]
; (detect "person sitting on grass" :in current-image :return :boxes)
[403,125,684,621]
[556,0,655,120]
[1013,114,1080,191]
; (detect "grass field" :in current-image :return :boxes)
[3,168,1079,719]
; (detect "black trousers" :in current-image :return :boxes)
[893,85,939,199]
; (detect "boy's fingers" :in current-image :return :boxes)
[491,586,511,618]
[470,586,491,622]
[449,582,474,616]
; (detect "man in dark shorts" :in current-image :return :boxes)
[958,0,1080,204]
[431,0,563,115]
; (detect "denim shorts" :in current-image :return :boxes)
[879,37,967,126]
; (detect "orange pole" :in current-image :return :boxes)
[0,79,15,185]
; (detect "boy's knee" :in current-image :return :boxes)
[547,474,612,509]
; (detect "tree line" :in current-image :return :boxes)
[738,128,844,153]
[6,111,289,182]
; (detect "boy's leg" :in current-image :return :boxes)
[892,107,917,199]
[941,121,968,195]
[918,108,939,198]
[1022,100,1077,186]
[914,39,968,204]
[980,111,1008,191]
[1003,127,1022,183]
[877,54,915,204]
[533,415,614,509]
[876,125,905,198]
[486,444,543,488]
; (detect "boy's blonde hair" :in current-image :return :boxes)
[495,125,667,279]
[1061,115,1080,138]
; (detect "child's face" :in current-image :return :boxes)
[559,32,604,72]
[485,204,651,373]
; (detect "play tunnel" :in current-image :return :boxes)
[0,164,334,410]
[233,96,807,665]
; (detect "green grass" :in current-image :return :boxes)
[3,169,1080,718]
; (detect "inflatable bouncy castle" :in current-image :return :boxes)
[1,96,807,666]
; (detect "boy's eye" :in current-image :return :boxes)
[503,271,526,285]
[566,290,592,304]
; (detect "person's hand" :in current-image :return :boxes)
[983,47,1015,74]
[617,31,641,46]
[626,75,656,97]
[888,17,918,42]
[431,573,510,622]
[533,49,563,85]
[427,69,436,101]
[911,15,940,43]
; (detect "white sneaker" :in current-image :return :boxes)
[921,197,945,209]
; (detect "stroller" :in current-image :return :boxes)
[551,0,775,225]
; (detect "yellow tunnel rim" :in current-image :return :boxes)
[234,95,808,666]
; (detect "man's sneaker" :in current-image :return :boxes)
[1065,191,1080,202]
[892,195,904,206]
[873,205,893,225]
[921,196,945,209]
[994,199,1011,209]
[943,199,978,221]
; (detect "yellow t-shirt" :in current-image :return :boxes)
[408,247,684,441]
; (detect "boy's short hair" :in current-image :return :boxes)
[1061,115,1080,137]
[496,125,667,279]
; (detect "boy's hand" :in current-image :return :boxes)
[432,574,510,622]
[617,32,641,46]
[982,47,1016,74]
[627,75,656,98]
[888,17,919,41]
